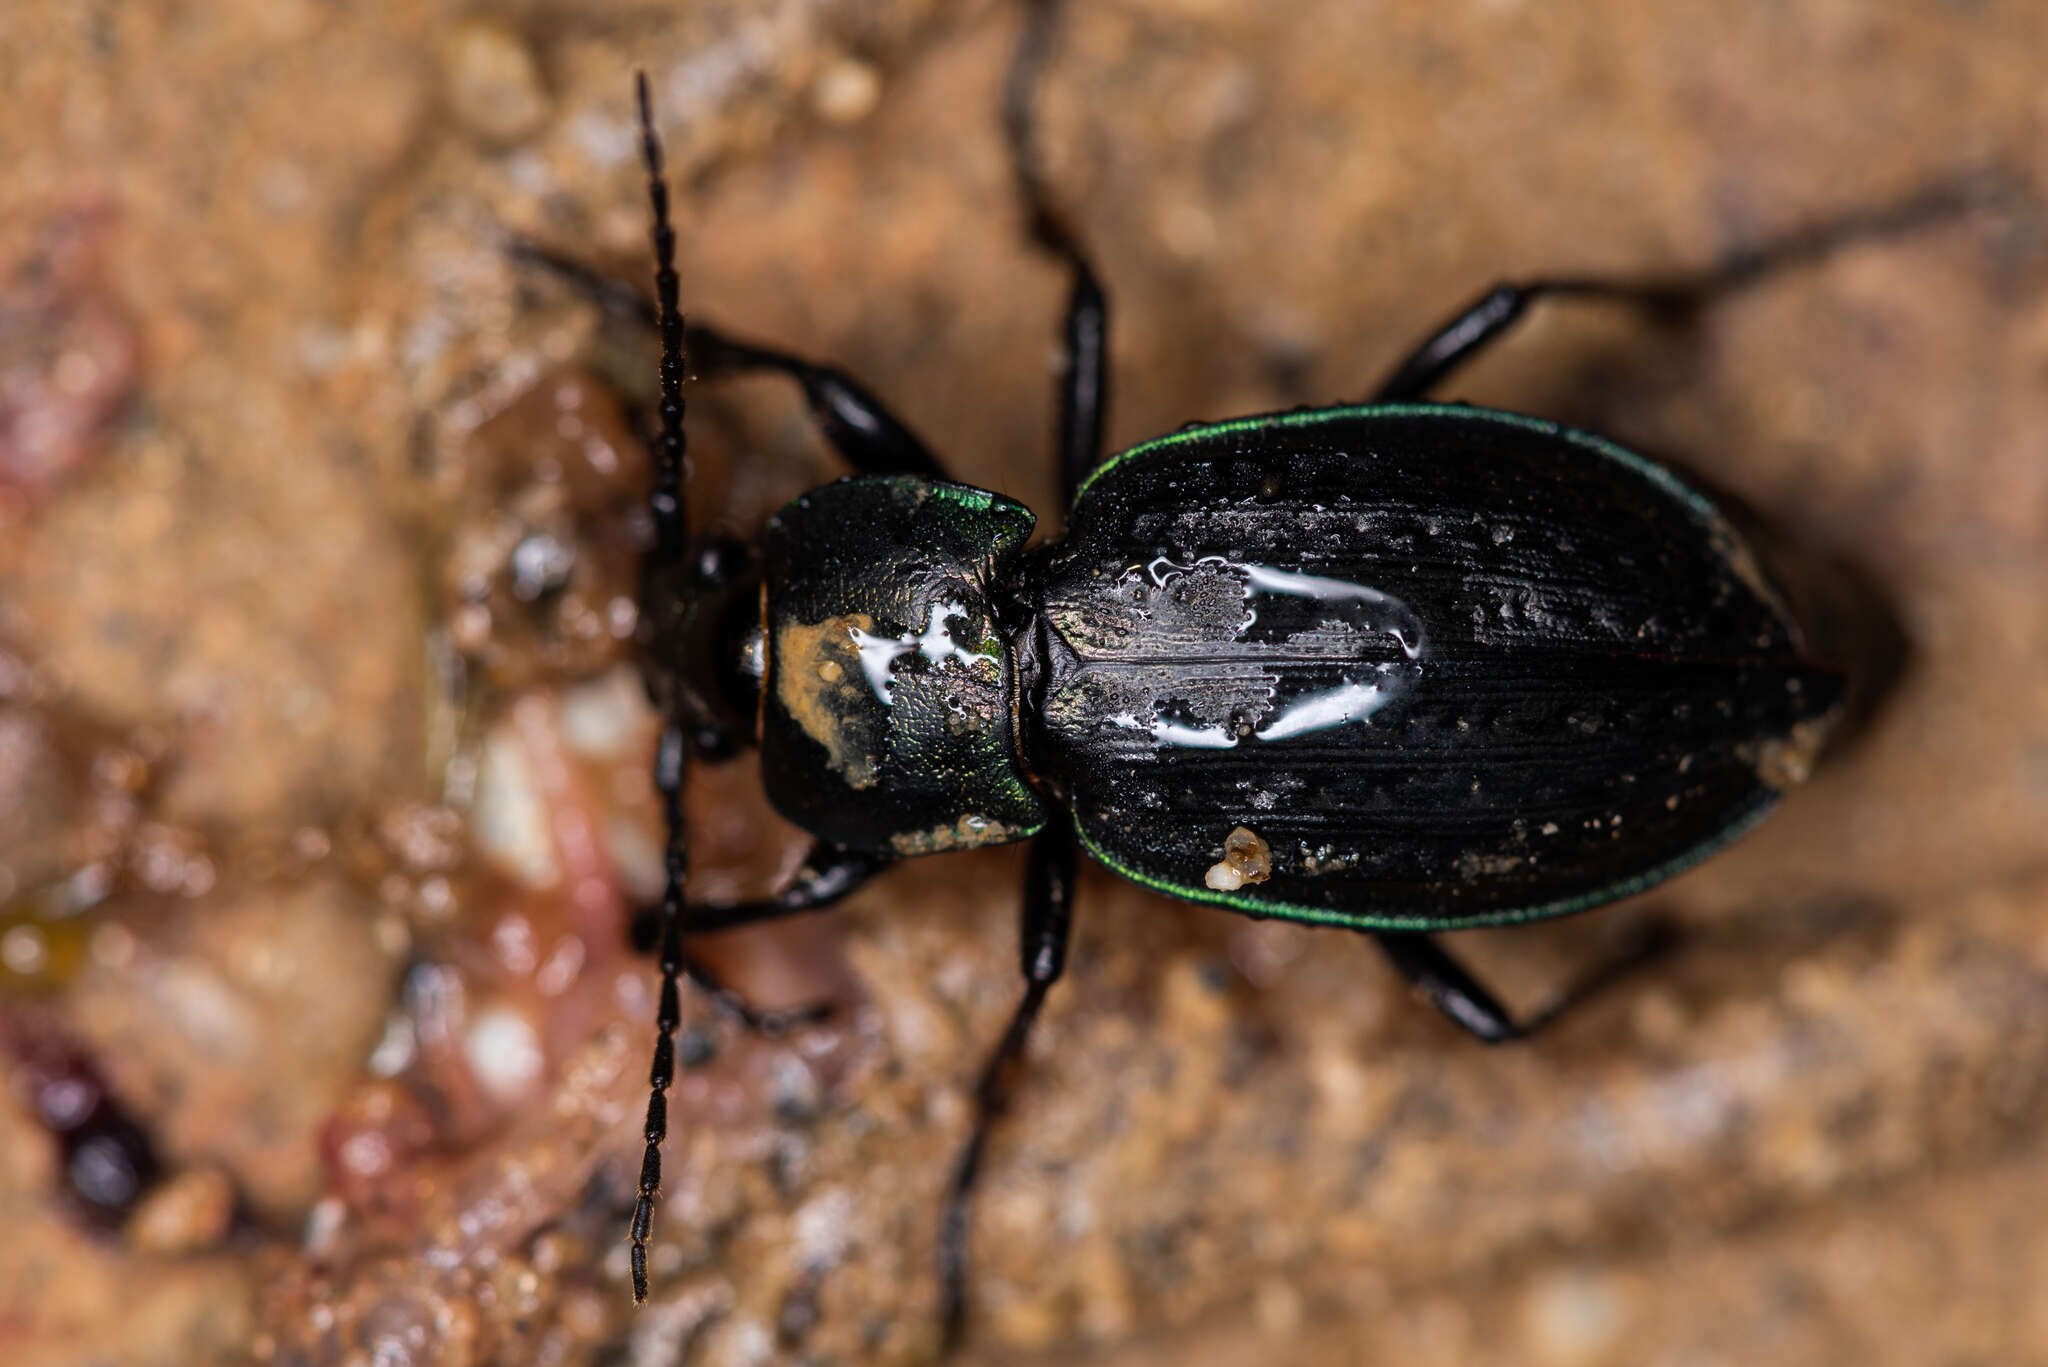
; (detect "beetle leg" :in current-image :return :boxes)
[938,823,1079,1354]
[1372,924,1675,1043]
[1371,930,1524,1041]
[629,840,889,943]
[507,237,947,479]
[1004,0,1109,508]
[679,322,948,479]
[1367,278,1693,404]
[1370,178,1989,403]
[682,839,894,932]
[669,950,834,1037]
[624,840,892,1030]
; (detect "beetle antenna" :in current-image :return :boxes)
[638,72,688,559]
[629,68,690,1307]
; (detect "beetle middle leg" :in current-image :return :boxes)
[1006,0,1108,507]
[937,823,1080,1354]
[1373,924,1676,1043]
[910,7,1104,1347]
[678,322,946,479]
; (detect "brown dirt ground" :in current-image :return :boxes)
[3,1,2048,1365]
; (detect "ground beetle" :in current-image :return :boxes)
[543,0,1938,1351]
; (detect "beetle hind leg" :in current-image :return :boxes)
[1369,177,1991,404]
[1373,922,1676,1043]
[678,322,947,479]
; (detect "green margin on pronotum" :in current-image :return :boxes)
[1071,402,1725,534]
[1073,792,1780,932]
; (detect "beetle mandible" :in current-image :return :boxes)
[574,0,1927,1351]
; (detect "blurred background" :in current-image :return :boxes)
[3,1,2047,1363]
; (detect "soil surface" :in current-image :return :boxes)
[3,2,2047,1365]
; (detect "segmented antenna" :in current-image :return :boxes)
[629,69,689,1307]
[638,72,688,559]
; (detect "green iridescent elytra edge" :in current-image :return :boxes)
[1072,792,1780,931]
[1042,402,1839,932]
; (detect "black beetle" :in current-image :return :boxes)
[538,0,1951,1351]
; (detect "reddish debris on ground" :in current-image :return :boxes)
[0,207,140,508]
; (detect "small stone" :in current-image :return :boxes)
[1523,1266,1627,1365]
[443,18,551,145]
[467,1004,546,1101]
[125,1165,236,1254]
[812,57,882,126]
[1254,1278,1304,1339]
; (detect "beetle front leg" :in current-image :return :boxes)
[937,823,1079,1355]
[680,323,948,479]
[676,839,894,934]
[1373,924,1674,1043]
[507,237,947,479]
[626,840,894,1032]
[669,951,833,1037]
